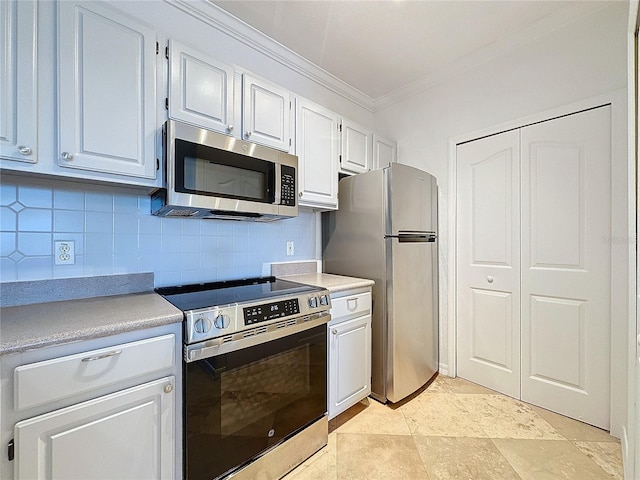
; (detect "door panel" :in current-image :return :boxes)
[528,295,585,388]
[521,107,611,429]
[295,98,339,208]
[457,129,521,398]
[387,240,438,403]
[15,377,174,480]
[168,39,234,134]
[470,288,514,371]
[57,1,157,178]
[388,164,438,234]
[242,74,290,151]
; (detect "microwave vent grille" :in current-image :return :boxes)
[165,208,199,217]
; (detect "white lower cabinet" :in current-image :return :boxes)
[0,325,181,480]
[14,377,175,480]
[328,288,372,419]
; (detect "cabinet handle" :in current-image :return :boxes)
[245,131,252,138]
[17,145,32,156]
[332,329,338,335]
[61,152,74,161]
[298,191,303,197]
[227,125,234,132]
[487,276,494,284]
[164,384,174,394]
[346,297,358,310]
[81,349,122,362]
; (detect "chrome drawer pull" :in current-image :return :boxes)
[81,350,122,362]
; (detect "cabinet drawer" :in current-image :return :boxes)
[15,334,175,411]
[330,291,371,320]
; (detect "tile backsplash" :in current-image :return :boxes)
[0,176,318,287]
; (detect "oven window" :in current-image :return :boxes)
[175,139,275,203]
[185,324,327,480]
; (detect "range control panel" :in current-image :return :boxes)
[243,298,300,325]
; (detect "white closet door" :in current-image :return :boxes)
[456,129,521,398]
[520,107,611,429]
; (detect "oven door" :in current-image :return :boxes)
[184,321,327,480]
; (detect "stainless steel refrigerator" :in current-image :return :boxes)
[322,163,438,404]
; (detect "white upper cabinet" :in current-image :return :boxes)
[373,135,397,170]
[168,39,234,135]
[57,1,157,179]
[340,119,372,174]
[295,98,339,209]
[0,0,37,164]
[242,74,291,152]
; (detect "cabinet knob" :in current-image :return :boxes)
[245,131,252,138]
[227,125,234,132]
[332,329,338,335]
[17,145,32,156]
[61,152,74,161]
[164,384,174,394]
[298,192,303,197]
[487,276,494,283]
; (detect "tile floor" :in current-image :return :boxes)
[283,375,623,480]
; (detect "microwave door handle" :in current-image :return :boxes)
[274,163,282,205]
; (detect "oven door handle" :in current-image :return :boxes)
[184,312,330,363]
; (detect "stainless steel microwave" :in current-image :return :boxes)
[151,120,298,221]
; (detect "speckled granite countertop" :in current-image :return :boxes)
[282,273,374,293]
[0,293,183,356]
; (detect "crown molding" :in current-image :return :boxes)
[373,1,612,111]
[166,0,376,112]
[166,0,612,113]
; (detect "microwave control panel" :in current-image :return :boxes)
[280,165,296,206]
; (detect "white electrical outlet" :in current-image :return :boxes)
[286,241,294,256]
[54,241,75,265]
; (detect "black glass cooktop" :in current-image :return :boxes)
[156,276,318,311]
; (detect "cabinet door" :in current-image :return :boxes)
[15,377,175,480]
[0,0,37,163]
[242,74,291,151]
[168,39,234,135]
[328,314,372,419]
[57,1,157,179]
[295,98,339,209]
[340,119,372,174]
[373,135,397,170]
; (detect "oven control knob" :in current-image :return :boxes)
[194,316,212,334]
[214,314,231,329]
[320,295,329,306]
[308,296,318,308]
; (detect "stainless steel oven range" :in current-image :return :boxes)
[157,277,331,480]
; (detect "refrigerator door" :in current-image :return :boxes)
[387,164,437,235]
[385,235,438,403]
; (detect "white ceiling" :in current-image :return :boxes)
[211,0,604,103]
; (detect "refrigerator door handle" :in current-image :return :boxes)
[385,233,437,243]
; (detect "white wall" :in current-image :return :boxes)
[374,3,628,434]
